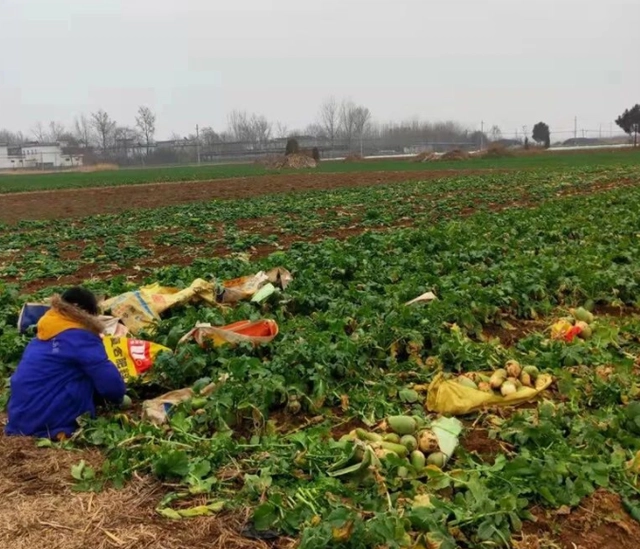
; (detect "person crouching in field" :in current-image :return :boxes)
[5,287,126,439]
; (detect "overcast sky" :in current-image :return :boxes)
[1,0,638,140]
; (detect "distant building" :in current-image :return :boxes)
[0,142,83,170]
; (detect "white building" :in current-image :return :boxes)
[0,142,83,170]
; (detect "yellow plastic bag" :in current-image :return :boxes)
[103,336,172,381]
[426,372,554,416]
[100,279,214,334]
[100,270,291,335]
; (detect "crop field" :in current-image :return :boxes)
[2,154,640,549]
[0,147,638,193]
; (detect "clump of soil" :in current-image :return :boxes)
[261,154,317,169]
[461,428,505,463]
[522,490,640,549]
[483,145,514,158]
[441,149,470,161]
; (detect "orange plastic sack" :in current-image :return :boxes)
[178,319,279,348]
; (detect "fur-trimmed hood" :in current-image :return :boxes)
[37,295,104,340]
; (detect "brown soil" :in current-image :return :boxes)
[593,304,638,318]
[0,424,293,549]
[482,318,548,347]
[0,169,503,225]
[6,174,638,294]
[461,427,507,463]
[521,490,640,549]
[1,418,637,548]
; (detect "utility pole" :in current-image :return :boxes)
[196,124,201,165]
[480,120,484,151]
[574,117,577,141]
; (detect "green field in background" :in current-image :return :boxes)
[0,148,638,193]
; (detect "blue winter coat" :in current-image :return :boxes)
[5,306,126,439]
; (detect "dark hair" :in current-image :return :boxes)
[61,287,99,316]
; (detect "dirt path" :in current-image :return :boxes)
[0,169,502,224]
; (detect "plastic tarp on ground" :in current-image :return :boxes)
[426,372,554,416]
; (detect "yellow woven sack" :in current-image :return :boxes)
[103,336,172,381]
[426,372,553,416]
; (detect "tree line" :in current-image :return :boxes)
[1,100,638,161]
[0,98,472,152]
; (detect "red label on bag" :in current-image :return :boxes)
[127,339,153,374]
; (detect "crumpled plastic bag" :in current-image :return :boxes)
[17,303,51,334]
[142,375,228,425]
[426,372,554,416]
[213,268,292,305]
[405,291,437,306]
[100,316,130,337]
[103,336,171,381]
[100,278,214,335]
[100,268,292,335]
[178,319,279,348]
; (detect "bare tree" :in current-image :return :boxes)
[48,121,66,142]
[305,123,326,138]
[339,100,358,150]
[135,106,156,155]
[319,97,339,149]
[200,126,220,148]
[74,114,94,148]
[91,110,116,151]
[0,129,25,145]
[114,126,141,160]
[352,106,372,156]
[228,110,272,142]
[228,110,251,141]
[490,125,502,142]
[31,122,47,142]
[250,114,272,143]
[275,122,289,139]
